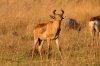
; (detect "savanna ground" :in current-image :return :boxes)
[0,0,100,66]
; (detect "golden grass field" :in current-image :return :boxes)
[0,0,100,66]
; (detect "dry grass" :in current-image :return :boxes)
[0,0,100,66]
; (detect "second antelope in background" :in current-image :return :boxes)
[32,10,64,59]
[64,18,81,32]
[89,16,100,44]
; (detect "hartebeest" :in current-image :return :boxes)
[89,16,100,44]
[32,10,64,59]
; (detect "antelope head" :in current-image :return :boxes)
[50,9,64,21]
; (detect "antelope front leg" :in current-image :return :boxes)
[55,38,62,59]
[47,39,51,59]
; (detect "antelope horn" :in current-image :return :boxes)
[53,10,56,15]
[61,9,64,15]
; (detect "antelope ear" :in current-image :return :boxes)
[49,15,55,19]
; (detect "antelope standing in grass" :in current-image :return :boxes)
[89,16,100,45]
[32,10,64,59]
[65,18,81,32]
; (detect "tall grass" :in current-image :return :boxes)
[0,0,100,66]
